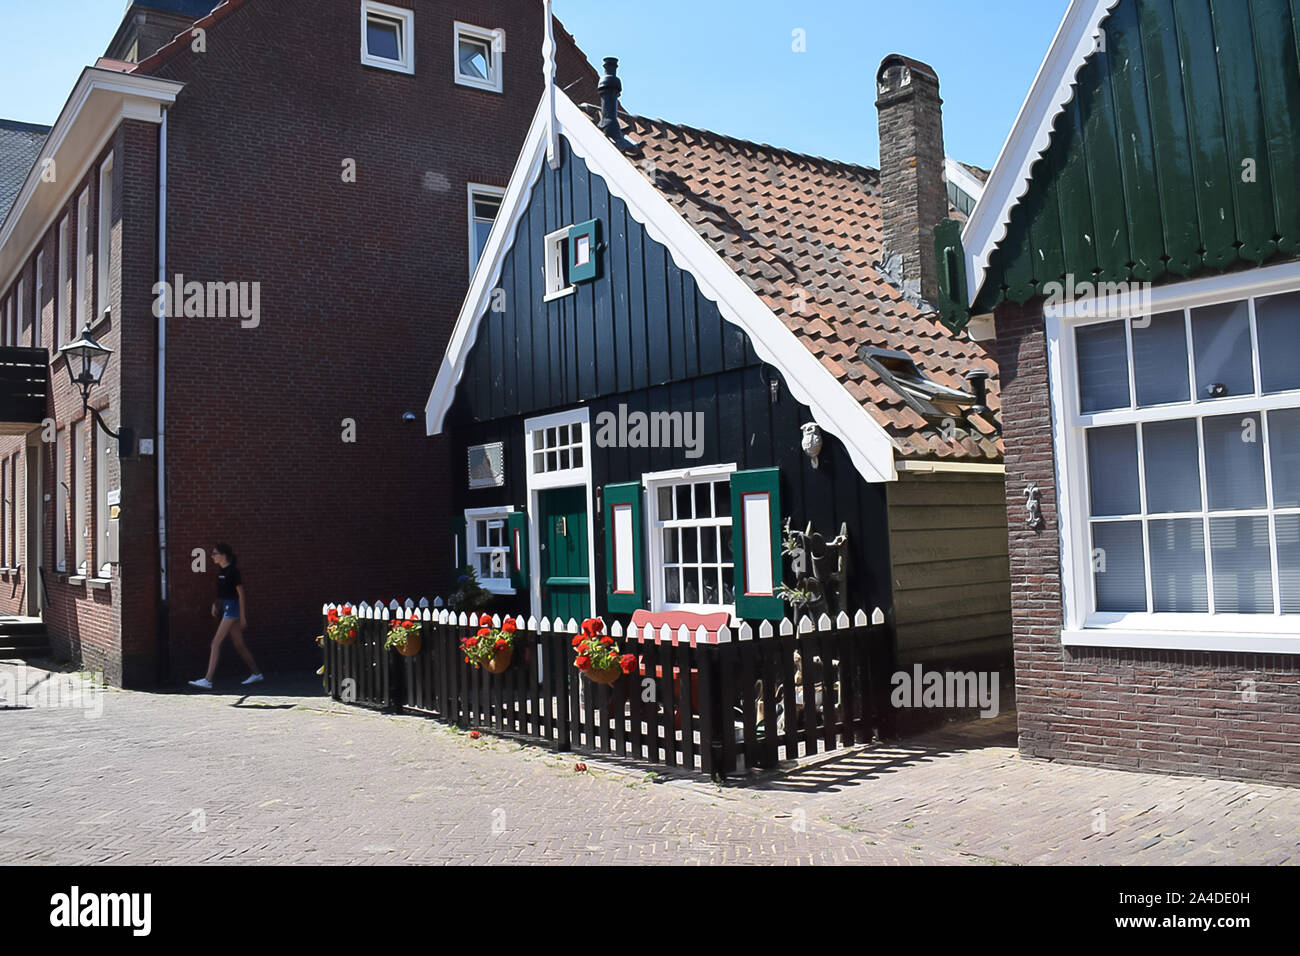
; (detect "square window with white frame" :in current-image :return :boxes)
[543,227,573,300]
[361,1,414,74]
[1054,278,1300,652]
[466,507,514,593]
[530,420,584,475]
[454,22,503,92]
[646,469,736,613]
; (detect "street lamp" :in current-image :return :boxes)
[62,322,134,455]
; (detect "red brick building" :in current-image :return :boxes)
[0,0,595,686]
[936,0,1300,785]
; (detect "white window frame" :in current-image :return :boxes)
[95,417,111,577]
[34,251,43,348]
[360,1,414,74]
[467,183,505,277]
[543,227,574,301]
[15,279,25,346]
[76,187,89,331]
[643,463,738,617]
[523,407,594,619]
[97,152,114,323]
[464,505,515,595]
[453,22,504,93]
[55,427,67,572]
[2,296,10,347]
[72,419,87,575]
[1048,258,1300,654]
[57,215,69,350]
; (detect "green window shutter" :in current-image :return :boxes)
[507,510,529,590]
[603,481,643,614]
[568,219,600,283]
[452,514,466,572]
[729,468,784,620]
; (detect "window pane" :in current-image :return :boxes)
[1276,514,1300,613]
[714,480,730,517]
[1092,521,1147,612]
[702,527,718,562]
[1142,419,1202,513]
[695,482,712,518]
[1256,292,1300,394]
[367,19,401,60]
[1209,516,1274,613]
[570,422,582,443]
[1191,300,1254,400]
[571,446,582,468]
[1268,407,1300,507]
[459,38,490,79]
[675,485,692,520]
[722,566,735,604]
[702,568,719,604]
[658,487,673,521]
[665,567,680,603]
[663,528,677,563]
[683,568,699,603]
[558,448,569,470]
[721,526,733,561]
[1133,311,1190,406]
[1203,414,1266,511]
[1076,320,1130,413]
[1087,425,1140,516]
[682,527,698,562]
[1148,519,1208,612]
[556,424,568,445]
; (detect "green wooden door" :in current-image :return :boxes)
[538,486,590,622]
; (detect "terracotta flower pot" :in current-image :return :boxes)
[584,663,623,685]
[484,645,513,674]
[334,632,356,647]
[395,632,421,657]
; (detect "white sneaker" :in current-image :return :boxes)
[188,678,213,690]
[241,673,263,685]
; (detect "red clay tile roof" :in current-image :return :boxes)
[615,111,1002,463]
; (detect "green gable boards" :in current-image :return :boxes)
[938,0,1300,332]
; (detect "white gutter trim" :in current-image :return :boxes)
[896,460,1005,475]
[157,110,168,603]
[959,0,1120,307]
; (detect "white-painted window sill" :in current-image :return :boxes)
[1061,628,1300,655]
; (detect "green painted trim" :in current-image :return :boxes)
[568,218,600,283]
[603,481,644,614]
[545,576,589,587]
[730,467,784,620]
[507,510,529,590]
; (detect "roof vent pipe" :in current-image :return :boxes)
[965,368,989,416]
[597,57,634,150]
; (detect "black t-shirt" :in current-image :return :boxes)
[216,565,242,600]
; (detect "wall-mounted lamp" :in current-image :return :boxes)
[62,323,134,456]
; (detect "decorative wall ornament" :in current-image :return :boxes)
[778,518,850,617]
[1024,482,1044,530]
[801,422,824,469]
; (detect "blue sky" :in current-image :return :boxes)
[0,0,1070,169]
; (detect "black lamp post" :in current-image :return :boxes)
[62,323,134,455]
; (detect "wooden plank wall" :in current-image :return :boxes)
[886,472,1012,664]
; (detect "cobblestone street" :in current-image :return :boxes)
[1,661,1297,865]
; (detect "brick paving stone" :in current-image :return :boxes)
[1,661,1296,865]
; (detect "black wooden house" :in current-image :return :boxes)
[426,56,1010,674]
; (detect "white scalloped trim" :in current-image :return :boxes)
[961,0,1123,307]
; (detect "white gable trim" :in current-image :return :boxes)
[944,158,985,205]
[425,92,899,483]
[960,0,1121,307]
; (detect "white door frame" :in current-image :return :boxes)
[523,406,595,622]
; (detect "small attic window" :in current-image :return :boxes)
[544,228,574,300]
[859,347,976,419]
[455,22,503,93]
[362,2,414,74]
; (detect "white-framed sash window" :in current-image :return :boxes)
[454,22,503,93]
[1049,261,1300,653]
[361,1,414,74]
[643,463,737,615]
[464,505,514,594]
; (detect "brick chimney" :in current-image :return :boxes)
[875,54,948,305]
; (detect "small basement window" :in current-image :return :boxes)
[465,507,515,594]
[361,1,414,74]
[455,22,503,92]
[859,347,976,419]
[544,228,573,300]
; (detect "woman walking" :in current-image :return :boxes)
[189,544,263,689]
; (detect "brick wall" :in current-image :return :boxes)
[995,297,1300,788]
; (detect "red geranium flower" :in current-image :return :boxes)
[348,629,356,638]
[480,613,493,627]
[341,605,352,615]
[495,638,509,649]
[469,730,481,739]
[619,654,636,674]
[600,636,613,645]
[502,619,517,633]
[477,627,491,637]
[466,637,479,646]
[571,635,584,648]
[575,655,591,670]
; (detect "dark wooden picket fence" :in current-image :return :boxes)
[321,601,892,779]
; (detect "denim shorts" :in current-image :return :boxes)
[221,599,240,620]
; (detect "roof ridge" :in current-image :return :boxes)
[621,111,878,179]
[0,119,53,134]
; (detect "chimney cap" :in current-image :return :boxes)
[876,54,939,98]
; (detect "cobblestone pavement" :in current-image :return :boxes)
[1,661,1297,865]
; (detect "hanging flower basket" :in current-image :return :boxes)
[462,614,519,673]
[573,618,636,686]
[326,605,359,645]
[385,614,423,657]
